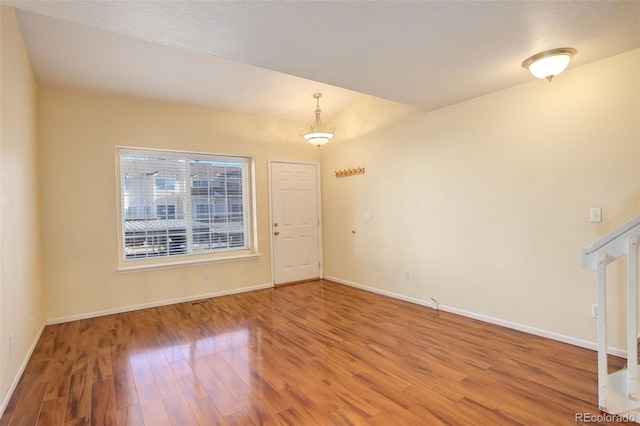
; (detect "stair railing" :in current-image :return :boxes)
[582,216,640,419]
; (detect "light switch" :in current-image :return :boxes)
[364,211,371,220]
[590,208,602,223]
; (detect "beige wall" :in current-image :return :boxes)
[321,49,640,350]
[37,87,320,320]
[0,5,44,404]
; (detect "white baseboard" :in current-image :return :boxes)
[46,282,273,325]
[324,275,626,358]
[0,322,46,418]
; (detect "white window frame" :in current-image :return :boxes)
[116,147,259,272]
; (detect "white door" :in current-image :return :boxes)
[270,162,321,285]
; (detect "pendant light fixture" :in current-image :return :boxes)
[300,93,334,147]
[522,48,577,82]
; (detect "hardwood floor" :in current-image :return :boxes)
[0,280,632,425]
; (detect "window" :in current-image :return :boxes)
[118,148,253,264]
[194,203,211,220]
[157,205,176,220]
[192,179,209,189]
[154,177,176,191]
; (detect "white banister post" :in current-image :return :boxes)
[597,253,610,410]
[628,235,639,400]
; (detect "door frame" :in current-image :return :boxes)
[267,159,323,286]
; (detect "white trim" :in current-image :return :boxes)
[0,322,46,418]
[116,145,252,161]
[267,160,276,286]
[317,162,324,280]
[267,159,323,285]
[324,275,626,358]
[248,157,259,259]
[45,282,273,325]
[117,252,260,273]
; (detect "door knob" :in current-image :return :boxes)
[274,223,278,227]
[274,231,280,236]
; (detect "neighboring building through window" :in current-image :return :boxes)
[118,148,251,262]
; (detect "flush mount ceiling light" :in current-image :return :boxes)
[522,48,577,82]
[300,93,335,147]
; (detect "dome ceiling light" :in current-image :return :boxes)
[522,48,577,82]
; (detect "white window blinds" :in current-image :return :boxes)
[119,148,250,261]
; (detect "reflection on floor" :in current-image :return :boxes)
[0,280,628,425]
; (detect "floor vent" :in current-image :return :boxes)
[190,299,211,306]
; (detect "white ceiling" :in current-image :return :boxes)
[6,1,640,123]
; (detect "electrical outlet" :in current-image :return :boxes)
[402,271,409,281]
[591,304,598,318]
[9,333,14,354]
[203,271,209,280]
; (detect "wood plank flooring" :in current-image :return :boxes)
[0,280,632,425]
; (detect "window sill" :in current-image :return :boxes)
[117,252,260,273]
